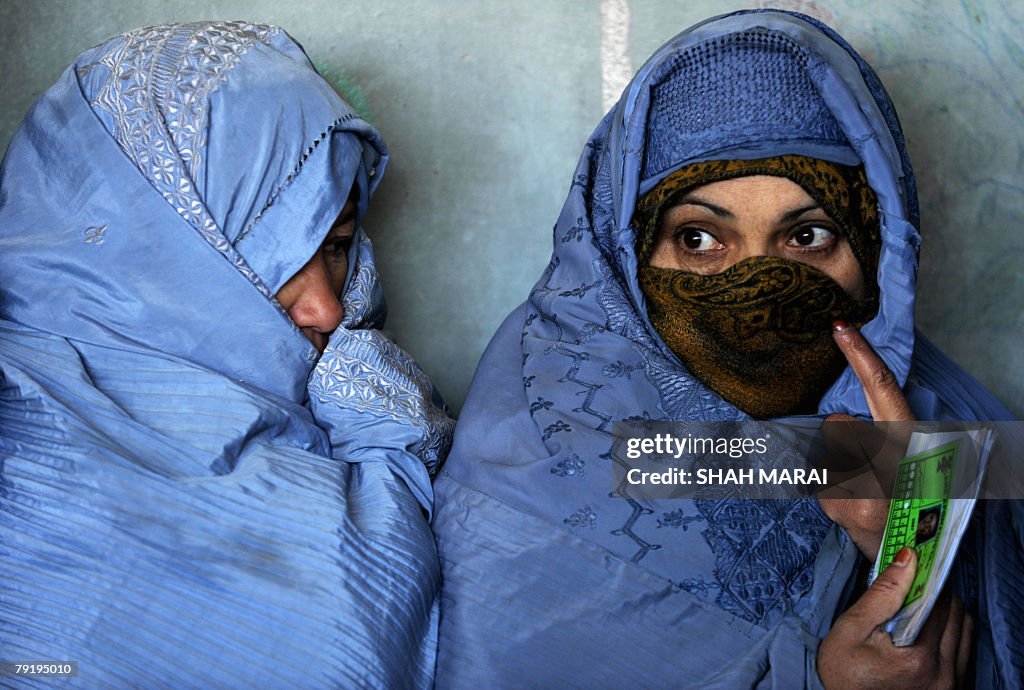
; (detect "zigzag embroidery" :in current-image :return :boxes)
[609,495,662,563]
[551,343,612,432]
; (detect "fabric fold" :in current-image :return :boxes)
[433,10,1018,688]
[1,20,451,687]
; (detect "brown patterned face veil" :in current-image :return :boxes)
[635,156,881,418]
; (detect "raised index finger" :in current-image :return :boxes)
[832,321,915,422]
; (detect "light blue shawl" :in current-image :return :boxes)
[0,21,452,688]
[432,11,1019,688]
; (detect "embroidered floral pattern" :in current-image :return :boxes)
[564,505,597,530]
[341,232,387,330]
[561,217,588,243]
[541,420,571,441]
[309,329,454,475]
[83,21,279,300]
[82,225,109,245]
[656,510,705,530]
[550,454,585,478]
[601,360,642,379]
[529,397,554,417]
[696,497,829,624]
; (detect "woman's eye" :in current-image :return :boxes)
[679,228,720,252]
[789,226,834,249]
[323,237,352,261]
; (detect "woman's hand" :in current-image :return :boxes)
[817,321,915,560]
[817,548,972,689]
[831,321,914,421]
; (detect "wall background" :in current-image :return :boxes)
[1,0,1021,417]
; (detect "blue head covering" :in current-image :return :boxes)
[0,21,450,687]
[0,20,384,401]
[432,10,1016,688]
[643,24,857,180]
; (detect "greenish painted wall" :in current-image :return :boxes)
[2,1,1021,416]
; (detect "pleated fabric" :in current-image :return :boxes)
[432,10,1020,688]
[1,21,451,688]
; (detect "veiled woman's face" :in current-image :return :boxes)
[648,176,865,299]
[275,199,357,352]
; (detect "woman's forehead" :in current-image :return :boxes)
[670,176,816,207]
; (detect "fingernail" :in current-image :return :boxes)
[832,320,850,332]
[892,547,914,567]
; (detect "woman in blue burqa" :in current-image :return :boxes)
[0,21,453,687]
[432,10,1020,688]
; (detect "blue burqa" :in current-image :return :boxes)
[432,11,1020,688]
[0,21,452,688]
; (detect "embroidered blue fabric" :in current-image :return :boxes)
[0,21,452,687]
[432,11,1020,688]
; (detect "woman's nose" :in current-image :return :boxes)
[733,236,780,263]
[286,259,345,347]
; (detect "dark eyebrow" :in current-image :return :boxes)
[672,195,735,219]
[668,198,826,223]
[780,203,824,222]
